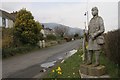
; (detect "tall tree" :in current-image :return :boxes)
[54,25,69,37]
[14,8,42,45]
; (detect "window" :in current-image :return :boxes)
[2,18,6,27]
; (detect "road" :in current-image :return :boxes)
[2,39,82,78]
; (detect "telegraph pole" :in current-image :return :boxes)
[82,0,89,63]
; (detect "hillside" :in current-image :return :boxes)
[42,23,83,36]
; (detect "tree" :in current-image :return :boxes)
[74,33,79,38]
[14,8,42,45]
[46,34,57,40]
[54,25,69,37]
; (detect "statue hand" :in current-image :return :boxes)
[91,35,95,40]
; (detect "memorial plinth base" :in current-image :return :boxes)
[79,64,109,78]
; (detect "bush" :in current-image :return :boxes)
[103,29,120,69]
[2,28,14,48]
[104,29,120,64]
[2,45,38,58]
[46,34,57,40]
[14,8,42,45]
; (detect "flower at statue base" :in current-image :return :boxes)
[52,70,55,73]
[51,66,62,78]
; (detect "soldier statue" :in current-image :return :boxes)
[86,7,105,67]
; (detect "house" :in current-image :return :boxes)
[44,28,56,35]
[0,9,16,28]
[41,24,56,36]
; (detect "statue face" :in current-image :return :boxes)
[91,8,98,16]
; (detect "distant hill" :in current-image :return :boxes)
[69,27,84,36]
[42,23,83,36]
[42,23,61,29]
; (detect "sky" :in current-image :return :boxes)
[1,0,119,32]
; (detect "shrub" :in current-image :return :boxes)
[2,28,14,48]
[14,8,42,45]
[103,29,120,67]
[2,45,37,58]
[103,29,120,76]
[46,34,57,40]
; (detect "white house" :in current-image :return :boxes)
[44,28,56,36]
[0,10,15,28]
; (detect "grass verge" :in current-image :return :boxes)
[46,50,83,78]
[45,49,120,78]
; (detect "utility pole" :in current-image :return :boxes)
[82,0,89,63]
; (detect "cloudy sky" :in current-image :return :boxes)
[1,0,119,32]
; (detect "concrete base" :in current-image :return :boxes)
[80,64,107,77]
[79,70,110,78]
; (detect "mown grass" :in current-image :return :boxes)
[45,49,120,78]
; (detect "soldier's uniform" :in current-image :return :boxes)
[88,16,105,50]
[86,8,105,66]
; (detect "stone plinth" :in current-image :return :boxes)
[80,64,88,75]
[80,64,106,77]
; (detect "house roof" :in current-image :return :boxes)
[0,9,16,22]
[44,28,52,31]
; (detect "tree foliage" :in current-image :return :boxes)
[104,29,120,66]
[54,25,69,37]
[46,34,57,40]
[14,8,42,45]
[74,33,79,38]
[2,28,14,48]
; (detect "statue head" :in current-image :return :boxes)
[91,7,98,17]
